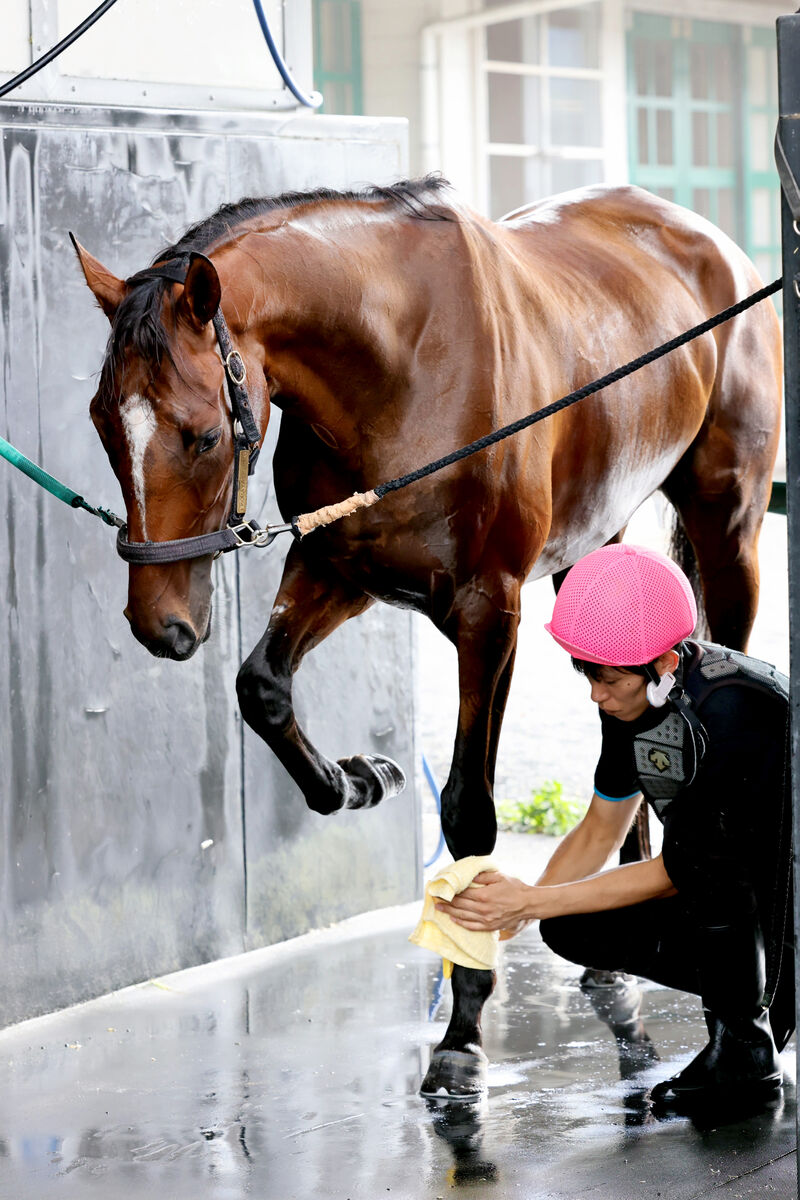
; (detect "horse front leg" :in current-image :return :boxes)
[236,544,406,812]
[421,577,521,1097]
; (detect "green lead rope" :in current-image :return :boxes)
[0,434,124,528]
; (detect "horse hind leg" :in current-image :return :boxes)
[663,302,781,652]
[236,544,406,813]
[663,445,774,654]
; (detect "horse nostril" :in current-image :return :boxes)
[163,616,199,659]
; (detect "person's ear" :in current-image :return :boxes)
[656,649,680,676]
[646,649,680,707]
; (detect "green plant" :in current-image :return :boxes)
[496,780,585,837]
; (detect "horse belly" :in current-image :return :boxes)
[531,414,699,580]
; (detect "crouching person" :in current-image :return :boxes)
[437,544,793,1106]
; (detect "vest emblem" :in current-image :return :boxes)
[648,748,671,772]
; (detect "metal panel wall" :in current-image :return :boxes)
[0,102,418,1025]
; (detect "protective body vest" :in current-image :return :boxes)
[633,640,789,819]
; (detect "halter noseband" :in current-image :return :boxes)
[114,254,294,564]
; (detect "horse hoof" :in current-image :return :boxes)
[339,754,406,809]
[580,967,636,989]
[419,1050,488,1100]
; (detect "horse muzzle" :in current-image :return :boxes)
[124,609,207,661]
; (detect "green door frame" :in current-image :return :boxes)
[312,0,363,116]
[627,13,780,282]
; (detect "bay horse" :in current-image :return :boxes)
[73,176,782,1098]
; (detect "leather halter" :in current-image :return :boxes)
[114,254,290,564]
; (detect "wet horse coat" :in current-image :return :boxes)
[74,177,782,1095]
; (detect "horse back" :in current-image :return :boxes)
[275,185,781,595]
[481,185,781,574]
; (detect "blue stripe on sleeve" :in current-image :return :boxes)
[594,788,641,803]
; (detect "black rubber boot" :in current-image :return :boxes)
[651,917,782,1107]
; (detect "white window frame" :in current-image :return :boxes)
[421,0,628,215]
[420,0,782,217]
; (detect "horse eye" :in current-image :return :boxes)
[196,429,222,454]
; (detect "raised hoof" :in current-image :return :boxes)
[338,753,406,809]
[420,1050,488,1101]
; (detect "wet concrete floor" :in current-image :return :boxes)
[0,903,795,1200]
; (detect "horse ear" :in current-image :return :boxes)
[69,233,126,321]
[180,253,221,328]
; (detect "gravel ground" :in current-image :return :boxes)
[415,499,789,812]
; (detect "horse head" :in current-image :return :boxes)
[73,240,269,660]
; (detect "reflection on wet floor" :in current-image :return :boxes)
[0,907,795,1199]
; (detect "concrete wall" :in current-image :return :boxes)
[0,100,420,1027]
[361,0,478,180]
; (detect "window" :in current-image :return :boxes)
[484,2,605,219]
[628,15,780,282]
[313,0,362,115]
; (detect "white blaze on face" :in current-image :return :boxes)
[120,392,156,538]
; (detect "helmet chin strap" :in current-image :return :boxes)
[645,663,676,708]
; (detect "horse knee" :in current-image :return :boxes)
[442,819,496,862]
[440,787,497,861]
[236,654,290,733]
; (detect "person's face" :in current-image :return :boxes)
[587,665,650,722]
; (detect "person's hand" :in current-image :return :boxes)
[435,870,533,937]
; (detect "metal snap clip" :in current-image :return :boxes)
[230,520,292,549]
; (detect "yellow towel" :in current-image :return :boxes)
[409,855,500,977]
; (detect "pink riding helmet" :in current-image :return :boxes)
[545,543,697,666]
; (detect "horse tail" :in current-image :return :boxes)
[667,508,708,639]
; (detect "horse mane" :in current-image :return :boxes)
[157,173,456,263]
[98,174,455,405]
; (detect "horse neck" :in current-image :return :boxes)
[215,219,411,453]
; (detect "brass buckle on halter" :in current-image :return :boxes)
[225,350,247,386]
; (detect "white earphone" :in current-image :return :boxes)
[646,671,675,708]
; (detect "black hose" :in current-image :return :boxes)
[0,0,121,99]
[1,0,323,111]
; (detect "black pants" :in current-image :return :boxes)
[540,897,701,995]
[539,898,795,1051]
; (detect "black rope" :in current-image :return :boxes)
[0,0,122,99]
[374,277,783,500]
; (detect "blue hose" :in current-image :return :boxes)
[251,0,323,109]
[422,754,447,869]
